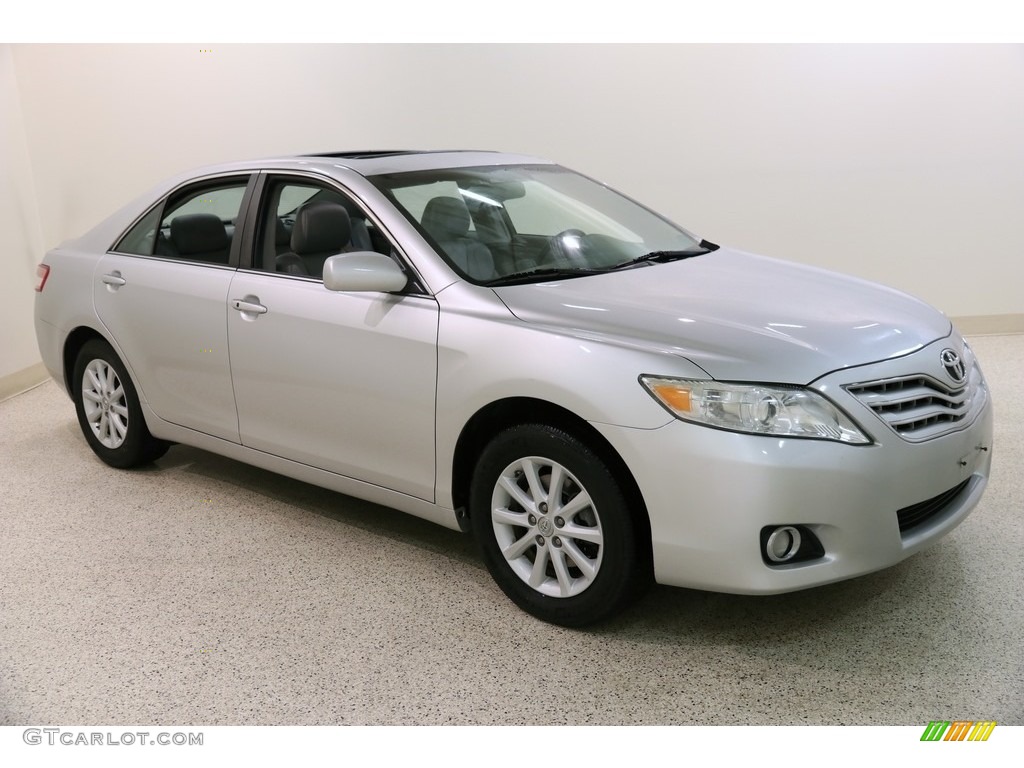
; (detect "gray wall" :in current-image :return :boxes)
[3,44,1022,380]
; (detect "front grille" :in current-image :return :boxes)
[846,357,986,442]
[897,479,971,533]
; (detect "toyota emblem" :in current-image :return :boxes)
[940,349,966,384]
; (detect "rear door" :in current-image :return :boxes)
[93,174,254,442]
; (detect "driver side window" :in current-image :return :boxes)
[254,178,388,280]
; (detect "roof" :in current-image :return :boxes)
[259,150,555,177]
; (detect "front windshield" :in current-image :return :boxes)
[370,164,710,284]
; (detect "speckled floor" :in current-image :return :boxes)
[1,335,1021,725]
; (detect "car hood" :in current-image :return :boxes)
[492,248,952,384]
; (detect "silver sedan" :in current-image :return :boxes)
[34,151,993,626]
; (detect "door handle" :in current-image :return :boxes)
[231,298,268,315]
[101,272,126,288]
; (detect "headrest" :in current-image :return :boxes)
[421,196,471,241]
[291,201,352,255]
[170,214,229,255]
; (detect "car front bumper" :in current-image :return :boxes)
[592,362,994,595]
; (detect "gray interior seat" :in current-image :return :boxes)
[334,198,373,251]
[276,201,353,278]
[420,196,496,281]
[169,214,230,264]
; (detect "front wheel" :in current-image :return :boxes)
[72,339,169,468]
[471,424,647,626]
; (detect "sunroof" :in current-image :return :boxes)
[301,150,495,159]
[302,151,416,159]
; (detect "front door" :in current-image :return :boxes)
[226,175,438,500]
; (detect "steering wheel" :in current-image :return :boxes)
[536,229,588,268]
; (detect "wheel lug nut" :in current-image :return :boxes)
[555,517,565,528]
[528,514,537,526]
[539,502,548,513]
[553,537,562,547]
[535,535,545,546]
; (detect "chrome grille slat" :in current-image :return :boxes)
[855,383,965,409]
[845,352,986,442]
[886,404,968,428]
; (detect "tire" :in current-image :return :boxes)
[72,339,169,468]
[470,424,647,627]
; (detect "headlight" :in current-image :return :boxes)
[640,376,871,444]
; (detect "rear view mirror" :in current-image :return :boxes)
[461,181,526,212]
[322,252,408,293]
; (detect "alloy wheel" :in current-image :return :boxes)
[490,455,604,598]
[81,359,130,449]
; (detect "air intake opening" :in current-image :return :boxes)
[897,479,971,533]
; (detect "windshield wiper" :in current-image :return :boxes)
[609,249,707,270]
[484,267,610,287]
[609,240,719,270]
[486,240,720,284]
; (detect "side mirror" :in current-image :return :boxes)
[322,252,408,293]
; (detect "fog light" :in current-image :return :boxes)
[765,526,802,563]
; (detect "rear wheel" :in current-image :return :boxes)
[471,424,646,626]
[73,339,169,468]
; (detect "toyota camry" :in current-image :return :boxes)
[33,150,993,626]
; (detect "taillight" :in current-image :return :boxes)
[35,264,50,292]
